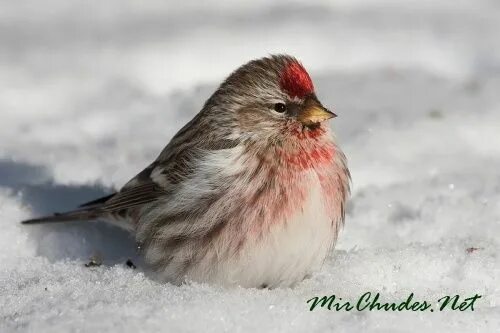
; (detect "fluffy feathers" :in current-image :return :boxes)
[21,55,350,288]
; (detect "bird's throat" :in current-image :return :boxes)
[276,125,336,171]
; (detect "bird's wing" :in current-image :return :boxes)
[86,132,240,215]
[21,116,240,226]
[101,162,167,211]
[99,182,167,212]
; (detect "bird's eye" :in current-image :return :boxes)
[273,103,287,113]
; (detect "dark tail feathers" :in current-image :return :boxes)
[21,193,116,225]
[21,208,102,225]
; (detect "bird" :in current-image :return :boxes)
[22,55,351,288]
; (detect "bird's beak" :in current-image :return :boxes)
[297,101,337,126]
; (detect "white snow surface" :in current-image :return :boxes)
[1,0,500,332]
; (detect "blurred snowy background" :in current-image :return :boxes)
[1,0,499,332]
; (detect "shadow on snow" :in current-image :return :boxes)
[0,159,141,267]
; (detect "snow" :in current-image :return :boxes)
[1,0,499,332]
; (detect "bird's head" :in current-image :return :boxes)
[205,55,336,142]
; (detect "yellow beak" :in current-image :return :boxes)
[297,104,337,126]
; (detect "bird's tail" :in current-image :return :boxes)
[21,208,102,225]
[21,192,116,225]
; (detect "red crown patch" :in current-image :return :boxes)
[280,61,314,98]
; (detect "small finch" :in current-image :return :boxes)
[22,55,350,288]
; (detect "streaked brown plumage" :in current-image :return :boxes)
[22,55,350,288]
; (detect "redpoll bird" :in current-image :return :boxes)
[22,55,350,288]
